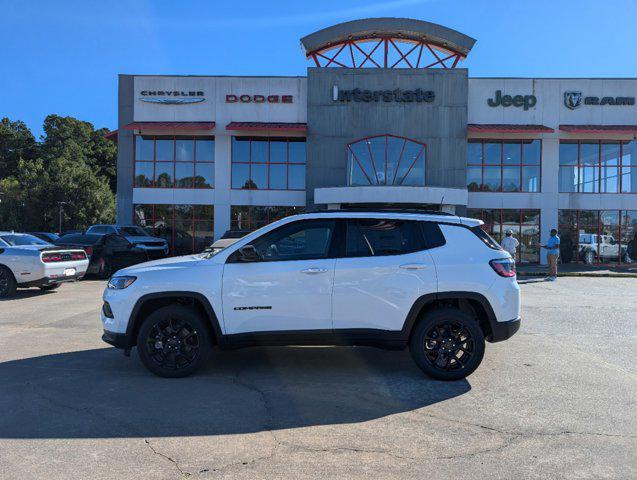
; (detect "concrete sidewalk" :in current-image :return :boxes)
[517,262,637,278]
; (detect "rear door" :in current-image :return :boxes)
[332,219,439,331]
[222,219,338,334]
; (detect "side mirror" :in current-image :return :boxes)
[238,245,261,262]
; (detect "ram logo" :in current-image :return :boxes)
[564,91,583,110]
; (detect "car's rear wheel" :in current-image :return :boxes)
[0,266,17,298]
[137,305,212,378]
[409,307,485,381]
[39,283,60,291]
[583,250,595,265]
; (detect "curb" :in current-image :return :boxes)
[518,271,637,278]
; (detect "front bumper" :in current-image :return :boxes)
[102,330,132,349]
[488,317,521,342]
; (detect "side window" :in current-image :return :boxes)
[420,222,446,249]
[345,219,425,257]
[91,226,106,234]
[104,234,130,247]
[250,220,336,262]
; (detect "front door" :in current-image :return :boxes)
[222,219,337,334]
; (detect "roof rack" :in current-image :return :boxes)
[320,207,455,216]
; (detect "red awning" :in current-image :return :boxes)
[123,121,215,131]
[559,125,637,134]
[468,124,554,133]
[226,122,307,132]
[104,130,118,142]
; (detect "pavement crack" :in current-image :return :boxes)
[144,439,191,478]
[281,442,416,461]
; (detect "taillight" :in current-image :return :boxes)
[71,252,86,261]
[490,258,516,277]
[84,246,93,257]
[42,253,62,263]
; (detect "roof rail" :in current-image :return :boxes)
[321,207,455,216]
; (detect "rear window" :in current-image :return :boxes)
[470,226,502,250]
[0,234,49,246]
[345,219,425,257]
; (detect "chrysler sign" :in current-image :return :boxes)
[332,85,435,103]
[140,90,205,105]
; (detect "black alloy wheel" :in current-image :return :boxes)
[137,305,212,378]
[0,266,17,298]
[409,308,485,380]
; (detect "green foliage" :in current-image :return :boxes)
[0,115,117,232]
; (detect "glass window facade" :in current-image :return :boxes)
[134,136,214,189]
[133,204,214,255]
[347,135,426,186]
[467,140,541,192]
[466,209,541,263]
[557,210,637,264]
[559,140,637,193]
[231,137,306,190]
[230,206,305,231]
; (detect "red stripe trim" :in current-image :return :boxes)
[468,124,554,133]
[226,122,307,132]
[124,122,215,131]
[559,125,637,134]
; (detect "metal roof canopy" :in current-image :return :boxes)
[469,124,554,133]
[300,17,476,57]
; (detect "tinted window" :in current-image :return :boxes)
[470,226,502,250]
[420,222,446,249]
[250,220,335,261]
[118,226,148,237]
[0,234,49,246]
[345,219,425,257]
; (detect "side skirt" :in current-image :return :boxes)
[220,329,408,351]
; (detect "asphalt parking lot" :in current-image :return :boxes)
[0,277,635,479]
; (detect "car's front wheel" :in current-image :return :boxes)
[409,307,485,381]
[583,250,595,265]
[137,305,212,378]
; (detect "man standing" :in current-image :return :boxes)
[541,229,560,281]
[501,229,519,260]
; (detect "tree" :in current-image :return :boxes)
[0,115,116,232]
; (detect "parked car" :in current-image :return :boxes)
[85,225,169,259]
[0,232,88,298]
[55,233,149,279]
[578,233,628,264]
[27,232,60,243]
[101,211,521,380]
[207,229,250,254]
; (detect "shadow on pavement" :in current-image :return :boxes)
[0,346,469,439]
[0,289,57,301]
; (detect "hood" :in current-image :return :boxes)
[116,254,204,275]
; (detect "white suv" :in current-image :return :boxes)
[101,211,520,380]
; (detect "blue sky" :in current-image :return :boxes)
[2,0,636,138]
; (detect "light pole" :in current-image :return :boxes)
[57,201,67,234]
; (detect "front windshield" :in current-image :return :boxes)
[0,234,50,246]
[118,226,149,237]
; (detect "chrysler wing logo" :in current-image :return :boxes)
[139,90,205,105]
[564,91,582,110]
[140,97,205,105]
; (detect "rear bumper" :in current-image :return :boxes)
[102,330,132,349]
[488,317,521,343]
[18,273,84,288]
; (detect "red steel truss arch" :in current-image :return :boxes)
[301,18,476,69]
[347,135,426,186]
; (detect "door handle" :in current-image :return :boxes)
[301,267,328,274]
[399,263,428,270]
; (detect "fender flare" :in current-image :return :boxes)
[401,291,497,338]
[126,291,224,346]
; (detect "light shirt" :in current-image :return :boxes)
[547,235,560,255]
[501,236,519,256]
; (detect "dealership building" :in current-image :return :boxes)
[109,18,637,264]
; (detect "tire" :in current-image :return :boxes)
[97,256,113,280]
[409,307,485,381]
[583,250,595,265]
[0,266,17,298]
[137,305,212,378]
[39,284,61,291]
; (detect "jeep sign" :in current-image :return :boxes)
[487,90,537,111]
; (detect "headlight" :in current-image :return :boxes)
[107,276,137,289]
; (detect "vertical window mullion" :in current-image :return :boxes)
[519,141,523,192]
[267,139,271,190]
[286,139,290,189]
[500,141,504,192]
[598,141,602,193]
[152,136,157,187]
[193,137,197,189]
[577,142,580,193]
[481,141,485,191]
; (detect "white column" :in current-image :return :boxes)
[540,138,560,265]
[214,135,232,239]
